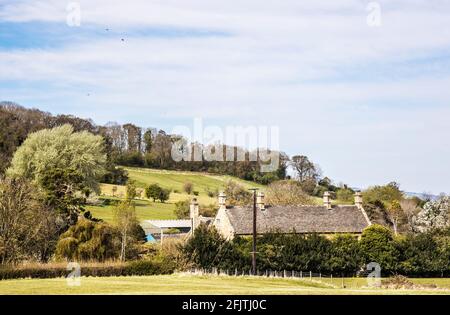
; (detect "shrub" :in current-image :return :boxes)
[205,187,217,198]
[265,180,314,206]
[55,218,123,261]
[0,259,175,280]
[223,180,252,206]
[125,259,174,276]
[174,200,190,219]
[360,224,399,274]
[336,188,354,203]
[145,183,162,202]
[183,182,193,194]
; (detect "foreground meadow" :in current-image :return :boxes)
[1,275,450,295]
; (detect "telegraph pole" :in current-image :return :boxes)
[249,188,259,275]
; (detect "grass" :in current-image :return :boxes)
[125,167,265,202]
[1,274,449,295]
[86,198,177,222]
[91,167,267,223]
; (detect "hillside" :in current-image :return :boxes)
[86,167,266,223]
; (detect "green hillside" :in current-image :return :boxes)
[87,167,266,223]
[125,167,265,193]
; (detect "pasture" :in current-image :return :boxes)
[1,274,450,295]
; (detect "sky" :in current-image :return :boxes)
[0,0,449,194]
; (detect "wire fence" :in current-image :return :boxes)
[183,268,374,289]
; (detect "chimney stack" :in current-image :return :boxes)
[256,192,265,211]
[323,191,332,210]
[355,192,363,209]
[218,192,226,209]
[190,198,199,231]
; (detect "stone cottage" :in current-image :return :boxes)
[190,191,371,239]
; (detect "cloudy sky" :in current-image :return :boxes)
[0,0,449,194]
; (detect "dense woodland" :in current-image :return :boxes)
[0,101,287,185]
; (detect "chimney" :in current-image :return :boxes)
[190,198,200,231]
[218,192,226,209]
[355,192,363,209]
[256,192,265,211]
[323,191,332,210]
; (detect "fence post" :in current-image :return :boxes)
[310,271,312,280]
[300,271,302,278]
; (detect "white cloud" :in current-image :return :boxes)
[0,0,449,193]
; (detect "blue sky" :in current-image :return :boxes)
[1,0,449,194]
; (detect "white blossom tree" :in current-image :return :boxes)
[413,195,449,232]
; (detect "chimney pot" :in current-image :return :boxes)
[323,191,332,210]
[355,192,363,209]
[218,192,226,208]
[190,198,200,231]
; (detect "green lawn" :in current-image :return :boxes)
[1,275,449,295]
[86,199,177,222]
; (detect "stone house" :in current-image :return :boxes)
[190,191,371,239]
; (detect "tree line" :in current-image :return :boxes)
[0,102,287,184]
[182,224,450,277]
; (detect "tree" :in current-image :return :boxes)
[0,178,58,264]
[265,180,314,205]
[39,167,89,226]
[362,182,404,207]
[158,188,171,203]
[400,198,421,232]
[114,201,139,261]
[386,200,404,235]
[413,196,449,232]
[7,124,106,193]
[55,218,122,261]
[290,155,319,183]
[143,129,154,153]
[223,180,252,206]
[146,184,162,202]
[181,224,236,269]
[126,181,137,200]
[360,225,399,274]
[183,182,194,194]
[336,188,354,202]
[175,200,190,219]
[122,123,142,153]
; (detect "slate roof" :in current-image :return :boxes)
[224,205,370,235]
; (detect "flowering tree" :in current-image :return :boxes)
[413,196,449,232]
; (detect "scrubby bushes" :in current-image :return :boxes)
[55,217,145,262]
[182,224,450,277]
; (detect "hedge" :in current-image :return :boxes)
[0,260,175,280]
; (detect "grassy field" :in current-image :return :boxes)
[89,167,267,223]
[1,274,449,295]
[86,198,177,222]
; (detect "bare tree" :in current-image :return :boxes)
[0,178,57,264]
[290,155,319,182]
[114,200,138,261]
[400,198,421,232]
